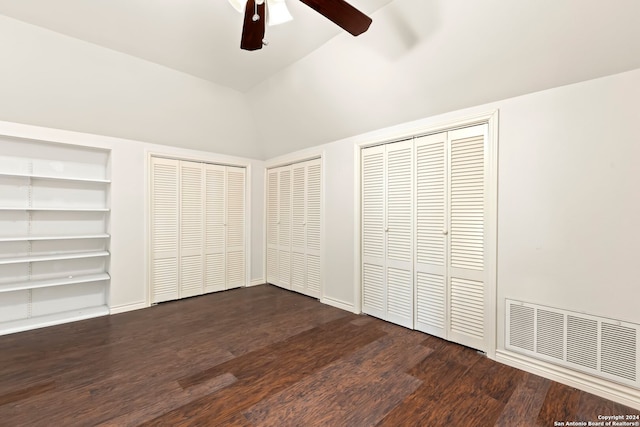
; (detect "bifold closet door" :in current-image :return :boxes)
[361,141,414,328]
[266,169,279,285]
[446,125,488,352]
[267,160,322,297]
[414,132,447,337]
[414,124,488,352]
[204,165,246,292]
[266,165,292,290]
[291,159,321,298]
[150,157,180,303]
[277,167,292,289]
[204,164,225,293]
[291,163,306,294]
[152,159,246,303]
[225,166,246,289]
[179,161,204,298]
[305,159,322,298]
[362,145,386,319]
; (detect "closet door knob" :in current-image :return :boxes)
[442,230,448,235]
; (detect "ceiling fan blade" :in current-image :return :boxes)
[299,0,372,36]
[241,0,266,51]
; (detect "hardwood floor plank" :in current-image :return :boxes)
[96,374,238,427]
[463,356,525,404]
[576,391,640,423]
[243,331,430,426]
[537,382,582,426]
[378,349,483,425]
[0,381,55,406]
[494,372,551,427]
[143,315,386,426]
[0,284,637,426]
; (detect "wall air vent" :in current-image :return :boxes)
[506,299,639,389]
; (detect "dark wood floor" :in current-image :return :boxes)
[0,285,637,426]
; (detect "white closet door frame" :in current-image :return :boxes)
[355,110,499,358]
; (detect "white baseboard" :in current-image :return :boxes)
[495,349,640,411]
[109,301,148,315]
[321,296,358,314]
[248,279,265,287]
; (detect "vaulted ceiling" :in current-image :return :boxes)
[1,0,640,159]
[0,0,392,92]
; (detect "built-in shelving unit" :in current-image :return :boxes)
[0,134,111,335]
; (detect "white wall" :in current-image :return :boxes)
[266,68,640,405]
[0,15,262,159]
[0,120,265,312]
[265,141,359,311]
[496,68,640,336]
[274,68,640,328]
[248,0,640,159]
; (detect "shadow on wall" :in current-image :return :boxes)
[365,0,441,60]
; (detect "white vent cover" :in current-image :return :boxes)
[506,299,639,389]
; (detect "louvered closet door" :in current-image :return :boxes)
[179,161,204,298]
[204,164,225,293]
[266,168,279,285]
[150,157,180,303]
[290,159,322,298]
[362,145,386,319]
[385,140,414,328]
[305,159,322,298]
[226,166,246,289]
[290,162,307,294]
[446,124,488,352]
[277,166,292,289]
[414,132,447,337]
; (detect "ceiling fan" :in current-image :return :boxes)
[228,0,373,51]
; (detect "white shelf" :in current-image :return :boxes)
[0,273,111,293]
[0,207,109,212]
[0,250,110,265]
[0,171,110,183]
[0,140,111,335]
[0,234,110,242]
[0,305,110,336]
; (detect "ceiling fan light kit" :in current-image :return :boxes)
[266,0,294,26]
[230,0,372,51]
